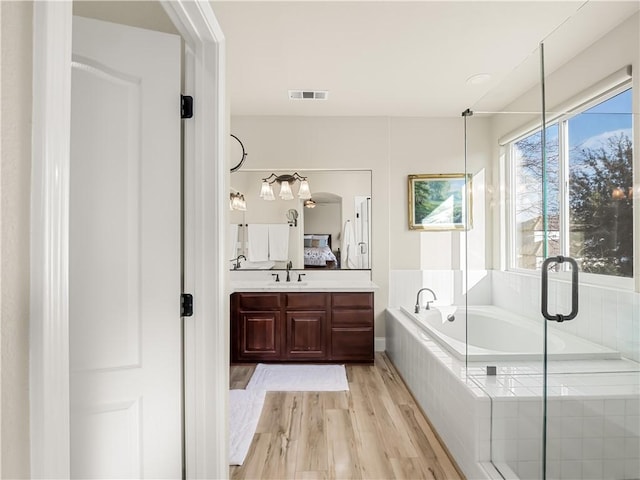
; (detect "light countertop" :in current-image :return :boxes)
[230,280,378,293]
[230,269,377,292]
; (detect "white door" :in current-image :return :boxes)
[69,16,182,478]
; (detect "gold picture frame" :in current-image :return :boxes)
[408,173,472,230]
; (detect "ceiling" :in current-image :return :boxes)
[211,1,639,117]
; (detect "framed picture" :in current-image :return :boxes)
[408,173,472,230]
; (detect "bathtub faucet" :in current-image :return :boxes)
[415,288,437,313]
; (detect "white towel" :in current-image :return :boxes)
[246,364,349,392]
[229,389,266,465]
[229,224,239,260]
[342,220,357,269]
[247,224,269,261]
[268,224,290,261]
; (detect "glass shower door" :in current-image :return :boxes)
[539,10,639,477]
[464,5,639,477]
[463,42,548,478]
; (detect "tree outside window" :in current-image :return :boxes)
[511,87,633,278]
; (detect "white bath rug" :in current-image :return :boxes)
[229,388,266,465]
[246,363,349,392]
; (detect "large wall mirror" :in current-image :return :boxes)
[229,169,372,271]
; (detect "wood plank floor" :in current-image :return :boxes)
[229,353,464,480]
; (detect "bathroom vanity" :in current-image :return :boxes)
[230,274,376,363]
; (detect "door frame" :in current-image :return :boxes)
[29,1,227,478]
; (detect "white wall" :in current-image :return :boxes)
[231,116,491,335]
[1,1,33,477]
[231,117,390,332]
[305,203,341,246]
[231,12,640,354]
[388,117,492,271]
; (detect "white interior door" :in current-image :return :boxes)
[69,16,182,478]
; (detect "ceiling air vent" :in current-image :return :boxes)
[288,90,329,100]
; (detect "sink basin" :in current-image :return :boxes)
[268,282,308,287]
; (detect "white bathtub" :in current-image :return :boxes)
[399,305,620,362]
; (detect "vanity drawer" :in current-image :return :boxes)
[332,292,373,310]
[332,309,373,327]
[236,293,281,310]
[285,292,330,310]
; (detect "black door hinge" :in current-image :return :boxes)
[181,95,193,119]
[181,293,193,317]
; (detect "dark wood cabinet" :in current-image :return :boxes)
[284,292,329,360]
[231,291,374,363]
[286,310,327,359]
[232,293,282,362]
[238,311,281,360]
[330,293,374,362]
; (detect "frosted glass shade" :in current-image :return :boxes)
[260,181,275,201]
[297,179,312,199]
[230,192,247,210]
[279,181,294,200]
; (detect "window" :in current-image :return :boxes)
[509,86,633,279]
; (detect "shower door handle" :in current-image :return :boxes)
[541,256,579,322]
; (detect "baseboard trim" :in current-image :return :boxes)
[375,337,386,352]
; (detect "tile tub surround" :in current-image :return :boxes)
[491,270,640,363]
[385,308,497,479]
[473,369,640,480]
[389,269,639,362]
[400,304,620,362]
[389,269,492,309]
[386,307,640,480]
[487,395,640,480]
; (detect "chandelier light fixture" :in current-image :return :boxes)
[259,172,312,201]
[229,191,246,211]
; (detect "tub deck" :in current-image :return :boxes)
[386,307,640,480]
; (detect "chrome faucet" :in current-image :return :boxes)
[231,254,246,270]
[415,288,437,313]
[286,261,293,282]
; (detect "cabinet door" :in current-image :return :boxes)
[331,292,374,362]
[286,310,327,360]
[331,327,374,362]
[237,310,281,361]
